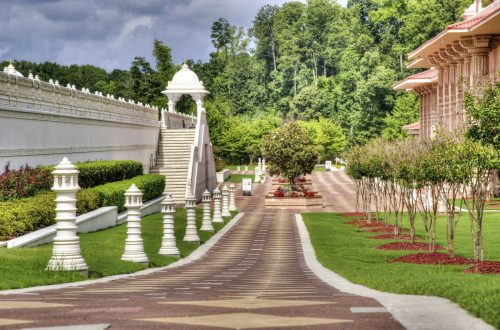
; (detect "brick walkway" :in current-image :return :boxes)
[0,172,402,329]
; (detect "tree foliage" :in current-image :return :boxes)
[261,122,319,182]
[3,0,476,161]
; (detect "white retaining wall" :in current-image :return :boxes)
[0,72,192,173]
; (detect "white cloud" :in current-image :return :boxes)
[0,0,347,70]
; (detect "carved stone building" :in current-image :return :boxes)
[394,0,500,139]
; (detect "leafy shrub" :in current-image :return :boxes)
[0,164,52,201]
[0,193,55,240]
[0,175,163,240]
[76,189,102,214]
[76,160,143,188]
[92,174,165,212]
[262,122,319,182]
[215,157,225,172]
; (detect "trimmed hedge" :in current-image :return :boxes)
[76,160,143,188]
[1,160,144,202]
[0,174,164,240]
[0,189,101,240]
[93,174,165,212]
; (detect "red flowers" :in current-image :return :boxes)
[272,184,315,198]
[0,164,52,201]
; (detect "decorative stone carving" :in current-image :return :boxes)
[254,167,261,183]
[183,193,200,243]
[159,193,180,257]
[221,185,231,218]
[200,189,214,232]
[121,184,148,264]
[212,187,223,223]
[46,157,88,273]
[229,184,237,212]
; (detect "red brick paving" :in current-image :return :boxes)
[0,172,402,329]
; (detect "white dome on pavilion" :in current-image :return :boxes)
[2,63,24,77]
[162,63,208,95]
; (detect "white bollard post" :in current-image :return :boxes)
[158,194,179,257]
[258,157,262,171]
[229,184,237,211]
[183,193,200,243]
[121,184,148,264]
[262,159,266,173]
[200,189,214,232]
[212,187,223,223]
[221,185,231,218]
[46,157,88,273]
[237,166,241,172]
[254,167,261,183]
[244,165,249,171]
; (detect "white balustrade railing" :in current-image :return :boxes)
[0,71,159,127]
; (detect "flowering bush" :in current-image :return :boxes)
[0,164,52,202]
[261,122,319,183]
[273,184,315,198]
[277,176,307,184]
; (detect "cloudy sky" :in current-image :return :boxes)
[0,0,347,71]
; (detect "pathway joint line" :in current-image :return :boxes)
[0,213,245,295]
[294,213,494,330]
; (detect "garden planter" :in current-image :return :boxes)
[265,195,323,207]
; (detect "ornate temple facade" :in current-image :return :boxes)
[394,0,500,140]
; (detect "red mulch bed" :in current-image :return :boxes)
[365,227,409,233]
[340,212,367,217]
[464,261,500,275]
[391,252,472,265]
[371,234,420,241]
[377,242,443,251]
[345,220,386,228]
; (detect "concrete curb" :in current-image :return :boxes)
[295,214,493,330]
[0,213,245,295]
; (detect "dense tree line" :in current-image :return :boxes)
[2,0,472,162]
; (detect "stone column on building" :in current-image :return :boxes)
[460,36,491,88]
[429,55,444,129]
[183,192,200,243]
[200,189,214,232]
[121,184,149,264]
[159,193,180,257]
[221,185,231,218]
[46,157,88,273]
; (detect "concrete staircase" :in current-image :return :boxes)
[150,129,195,203]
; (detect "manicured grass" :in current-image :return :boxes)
[303,211,500,328]
[452,197,500,211]
[0,209,232,290]
[313,164,343,172]
[225,174,254,183]
[224,165,257,170]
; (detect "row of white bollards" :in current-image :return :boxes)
[45,157,237,273]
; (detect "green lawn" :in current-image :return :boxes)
[313,165,326,172]
[0,209,232,290]
[452,197,500,211]
[225,165,257,171]
[313,164,344,172]
[303,211,500,328]
[225,174,254,183]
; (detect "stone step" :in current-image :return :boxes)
[155,166,190,170]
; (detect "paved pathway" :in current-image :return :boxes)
[0,172,402,329]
